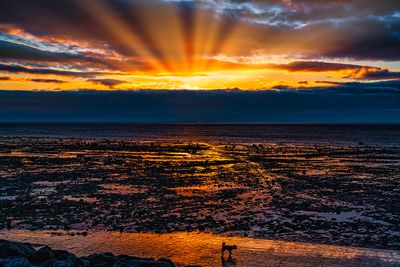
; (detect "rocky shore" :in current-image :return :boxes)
[0,239,176,267]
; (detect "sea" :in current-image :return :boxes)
[0,123,399,147]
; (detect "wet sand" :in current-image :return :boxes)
[1,230,400,267]
[1,137,400,250]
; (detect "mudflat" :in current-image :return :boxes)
[1,135,399,250]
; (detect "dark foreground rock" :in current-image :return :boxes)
[0,240,176,267]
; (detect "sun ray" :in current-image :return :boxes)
[177,1,196,73]
[128,2,186,74]
[194,8,222,73]
[76,0,168,72]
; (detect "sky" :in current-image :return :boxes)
[0,0,399,122]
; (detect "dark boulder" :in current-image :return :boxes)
[83,253,116,267]
[42,257,85,267]
[158,258,176,267]
[0,240,36,258]
[0,257,32,266]
[112,255,176,267]
[28,246,55,263]
[0,240,176,267]
[53,250,77,261]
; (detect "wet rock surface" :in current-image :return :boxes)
[0,137,400,250]
[0,239,175,267]
[0,240,36,258]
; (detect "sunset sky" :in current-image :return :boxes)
[0,0,399,122]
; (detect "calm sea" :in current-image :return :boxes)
[0,123,399,147]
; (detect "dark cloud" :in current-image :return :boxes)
[88,79,129,88]
[350,68,400,80]
[0,40,83,62]
[0,82,399,123]
[0,0,399,62]
[0,76,66,83]
[316,80,400,94]
[0,0,174,62]
[28,78,66,84]
[0,63,104,77]
[276,61,361,72]
[275,61,400,80]
[221,1,400,60]
[320,17,400,61]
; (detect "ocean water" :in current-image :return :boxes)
[0,123,399,147]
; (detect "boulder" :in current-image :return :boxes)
[42,257,85,267]
[53,250,77,261]
[0,240,36,258]
[158,258,176,267]
[83,253,116,267]
[0,240,176,267]
[0,257,32,267]
[112,255,175,267]
[29,246,55,263]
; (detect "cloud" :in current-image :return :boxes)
[349,68,400,80]
[0,63,104,77]
[167,1,400,60]
[0,0,399,63]
[0,76,66,83]
[28,78,66,84]
[320,17,400,60]
[0,39,84,62]
[88,79,129,88]
[273,61,400,80]
[0,35,126,71]
[275,61,362,72]
[0,82,399,123]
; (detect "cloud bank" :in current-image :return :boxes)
[1,81,399,123]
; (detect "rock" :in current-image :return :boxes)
[112,258,172,267]
[112,255,175,267]
[28,246,55,263]
[53,250,77,261]
[158,258,176,266]
[0,240,176,267]
[0,257,32,267]
[43,257,85,267]
[0,240,36,258]
[83,253,116,267]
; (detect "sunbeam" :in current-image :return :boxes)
[0,0,399,90]
[77,0,169,72]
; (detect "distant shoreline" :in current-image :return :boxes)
[0,124,399,147]
[1,122,400,125]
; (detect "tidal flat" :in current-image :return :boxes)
[0,136,400,252]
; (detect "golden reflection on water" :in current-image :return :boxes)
[1,230,400,267]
